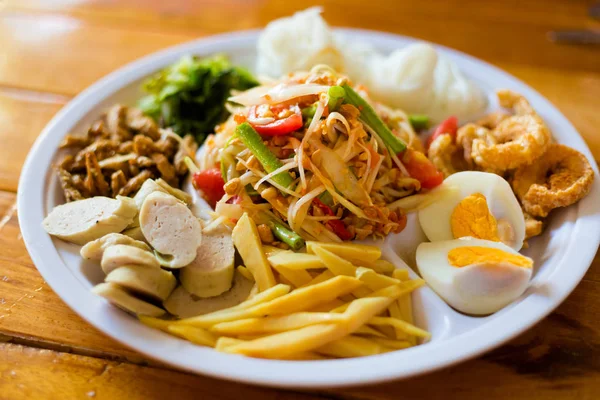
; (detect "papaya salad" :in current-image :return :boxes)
[41,9,596,361]
[194,66,443,245]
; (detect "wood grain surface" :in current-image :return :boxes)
[0,1,599,399]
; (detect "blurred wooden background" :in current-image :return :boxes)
[0,1,599,399]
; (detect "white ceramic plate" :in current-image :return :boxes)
[18,29,600,388]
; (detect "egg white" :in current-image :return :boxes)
[418,171,525,250]
[416,237,532,315]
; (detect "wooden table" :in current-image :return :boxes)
[1,1,599,398]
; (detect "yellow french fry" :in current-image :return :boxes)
[271,265,313,287]
[220,283,292,312]
[338,294,356,303]
[176,284,291,326]
[400,296,415,340]
[276,274,295,287]
[355,267,400,290]
[237,266,255,282]
[398,293,416,345]
[262,245,285,257]
[301,270,334,287]
[211,312,346,335]
[392,269,411,281]
[223,296,393,358]
[316,335,392,358]
[368,317,430,339]
[331,279,425,312]
[282,352,328,360]
[138,316,174,332]
[232,213,277,291]
[355,259,396,275]
[371,337,412,350]
[313,246,399,297]
[311,246,373,297]
[225,324,339,358]
[268,252,324,270]
[247,283,259,300]
[167,325,217,347]
[354,325,387,338]
[363,279,424,298]
[370,259,396,274]
[312,245,356,276]
[236,334,272,341]
[250,276,362,316]
[177,276,362,328]
[388,301,409,340]
[306,241,381,263]
[309,298,346,312]
[215,337,245,351]
[390,269,416,343]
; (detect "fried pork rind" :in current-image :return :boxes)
[476,111,510,130]
[456,90,551,174]
[470,115,551,173]
[56,105,193,201]
[512,144,594,218]
[427,90,593,242]
[523,212,543,240]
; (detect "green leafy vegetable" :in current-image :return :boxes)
[139,54,258,144]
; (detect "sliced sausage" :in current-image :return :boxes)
[100,244,159,274]
[80,233,150,260]
[139,192,202,269]
[179,231,235,298]
[105,265,176,301]
[92,282,165,317]
[43,196,137,245]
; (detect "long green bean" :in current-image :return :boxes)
[341,84,407,154]
[235,122,294,189]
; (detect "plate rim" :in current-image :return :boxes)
[17,28,600,388]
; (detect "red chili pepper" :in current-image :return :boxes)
[192,168,225,208]
[327,220,354,240]
[248,105,303,136]
[426,116,458,149]
[313,198,335,216]
[313,198,353,240]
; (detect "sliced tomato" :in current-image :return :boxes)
[192,168,225,208]
[248,105,303,136]
[426,116,458,149]
[403,149,444,189]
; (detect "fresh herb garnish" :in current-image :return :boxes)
[139,54,258,144]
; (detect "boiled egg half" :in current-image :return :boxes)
[416,237,533,315]
[418,171,525,250]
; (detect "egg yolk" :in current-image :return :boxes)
[451,193,500,242]
[448,246,533,269]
